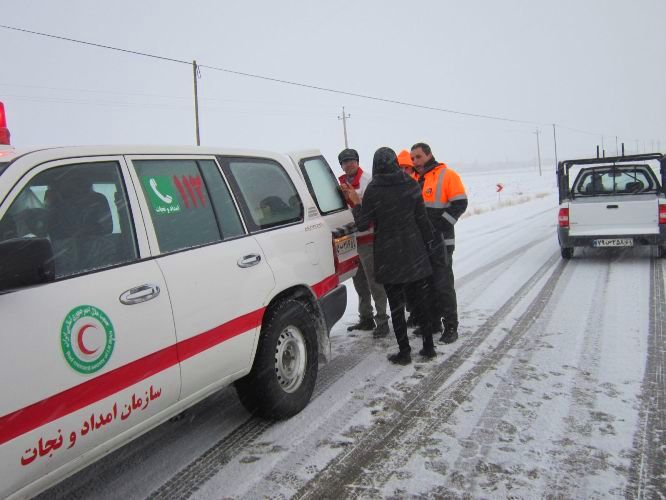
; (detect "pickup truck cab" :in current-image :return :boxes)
[556,153,666,258]
[0,144,358,498]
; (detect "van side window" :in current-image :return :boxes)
[0,161,138,278]
[227,158,303,230]
[198,160,245,239]
[299,156,347,214]
[133,159,222,253]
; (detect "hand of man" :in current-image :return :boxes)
[340,183,361,206]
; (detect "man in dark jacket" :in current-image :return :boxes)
[342,147,439,364]
[411,142,468,344]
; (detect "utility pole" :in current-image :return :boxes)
[601,135,605,157]
[534,127,542,176]
[338,106,350,148]
[615,136,619,156]
[552,124,558,168]
[192,60,201,146]
[635,139,640,154]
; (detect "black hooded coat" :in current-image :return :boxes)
[352,147,435,285]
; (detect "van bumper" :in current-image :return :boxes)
[319,284,347,331]
[558,226,666,247]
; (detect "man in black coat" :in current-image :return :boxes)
[342,147,439,364]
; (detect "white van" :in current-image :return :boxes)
[0,144,358,498]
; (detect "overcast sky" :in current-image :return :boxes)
[1,0,664,170]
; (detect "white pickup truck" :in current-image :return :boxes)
[557,153,666,258]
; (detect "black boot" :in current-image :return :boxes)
[419,332,436,359]
[387,349,412,365]
[347,317,376,332]
[419,345,437,359]
[439,323,458,344]
[372,322,390,338]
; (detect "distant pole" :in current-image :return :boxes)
[636,139,640,154]
[534,127,542,176]
[615,136,619,156]
[192,60,201,146]
[338,106,350,148]
[552,124,559,167]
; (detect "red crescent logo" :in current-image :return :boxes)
[77,324,99,355]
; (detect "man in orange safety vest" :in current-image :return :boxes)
[411,142,467,343]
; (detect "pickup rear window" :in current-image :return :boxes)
[573,165,659,196]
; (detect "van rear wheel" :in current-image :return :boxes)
[561,247,574,259]
[235,299,318,419]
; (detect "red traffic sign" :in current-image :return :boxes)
[496,183,504,192]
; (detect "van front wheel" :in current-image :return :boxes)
[235,299,318,419]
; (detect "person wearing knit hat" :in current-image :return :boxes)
[397,149,417,179]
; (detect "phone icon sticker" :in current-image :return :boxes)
[150,177,173,204]
[142,176,181,215]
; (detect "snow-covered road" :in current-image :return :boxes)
[40,180,665,499]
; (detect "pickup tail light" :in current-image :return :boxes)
[0,102,10,145]
[558,207,569,228]
[659,204,666,225]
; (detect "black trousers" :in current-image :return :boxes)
[441,246,458,326]
[384,279,437,353]
[407,245,457,328]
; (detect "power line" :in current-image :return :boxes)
[0,24,188,65]
[198,63,541,126]
[0,23,542,127]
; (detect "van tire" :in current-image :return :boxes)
[561,247,574,259]
[235,299,318,419]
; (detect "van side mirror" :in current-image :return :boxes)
[0,238,55,293]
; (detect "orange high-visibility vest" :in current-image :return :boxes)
[421,163,466,210]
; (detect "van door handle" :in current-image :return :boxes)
[237,254,261,268]
[606,205,619,209]
[120,284,161,305]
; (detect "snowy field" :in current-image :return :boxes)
[42,161,665,499]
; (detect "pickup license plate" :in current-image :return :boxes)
[592,238,634,248]
[335,235,357,256]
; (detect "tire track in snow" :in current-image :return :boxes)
[445,256,580,495]
[147,339,376,499]
[626,258,666,499]
[295,252,565,499]
[193,354,411,500]
[541,257,616,497]
[456,232,552,289]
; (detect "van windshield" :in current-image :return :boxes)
[0,163,8,176]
